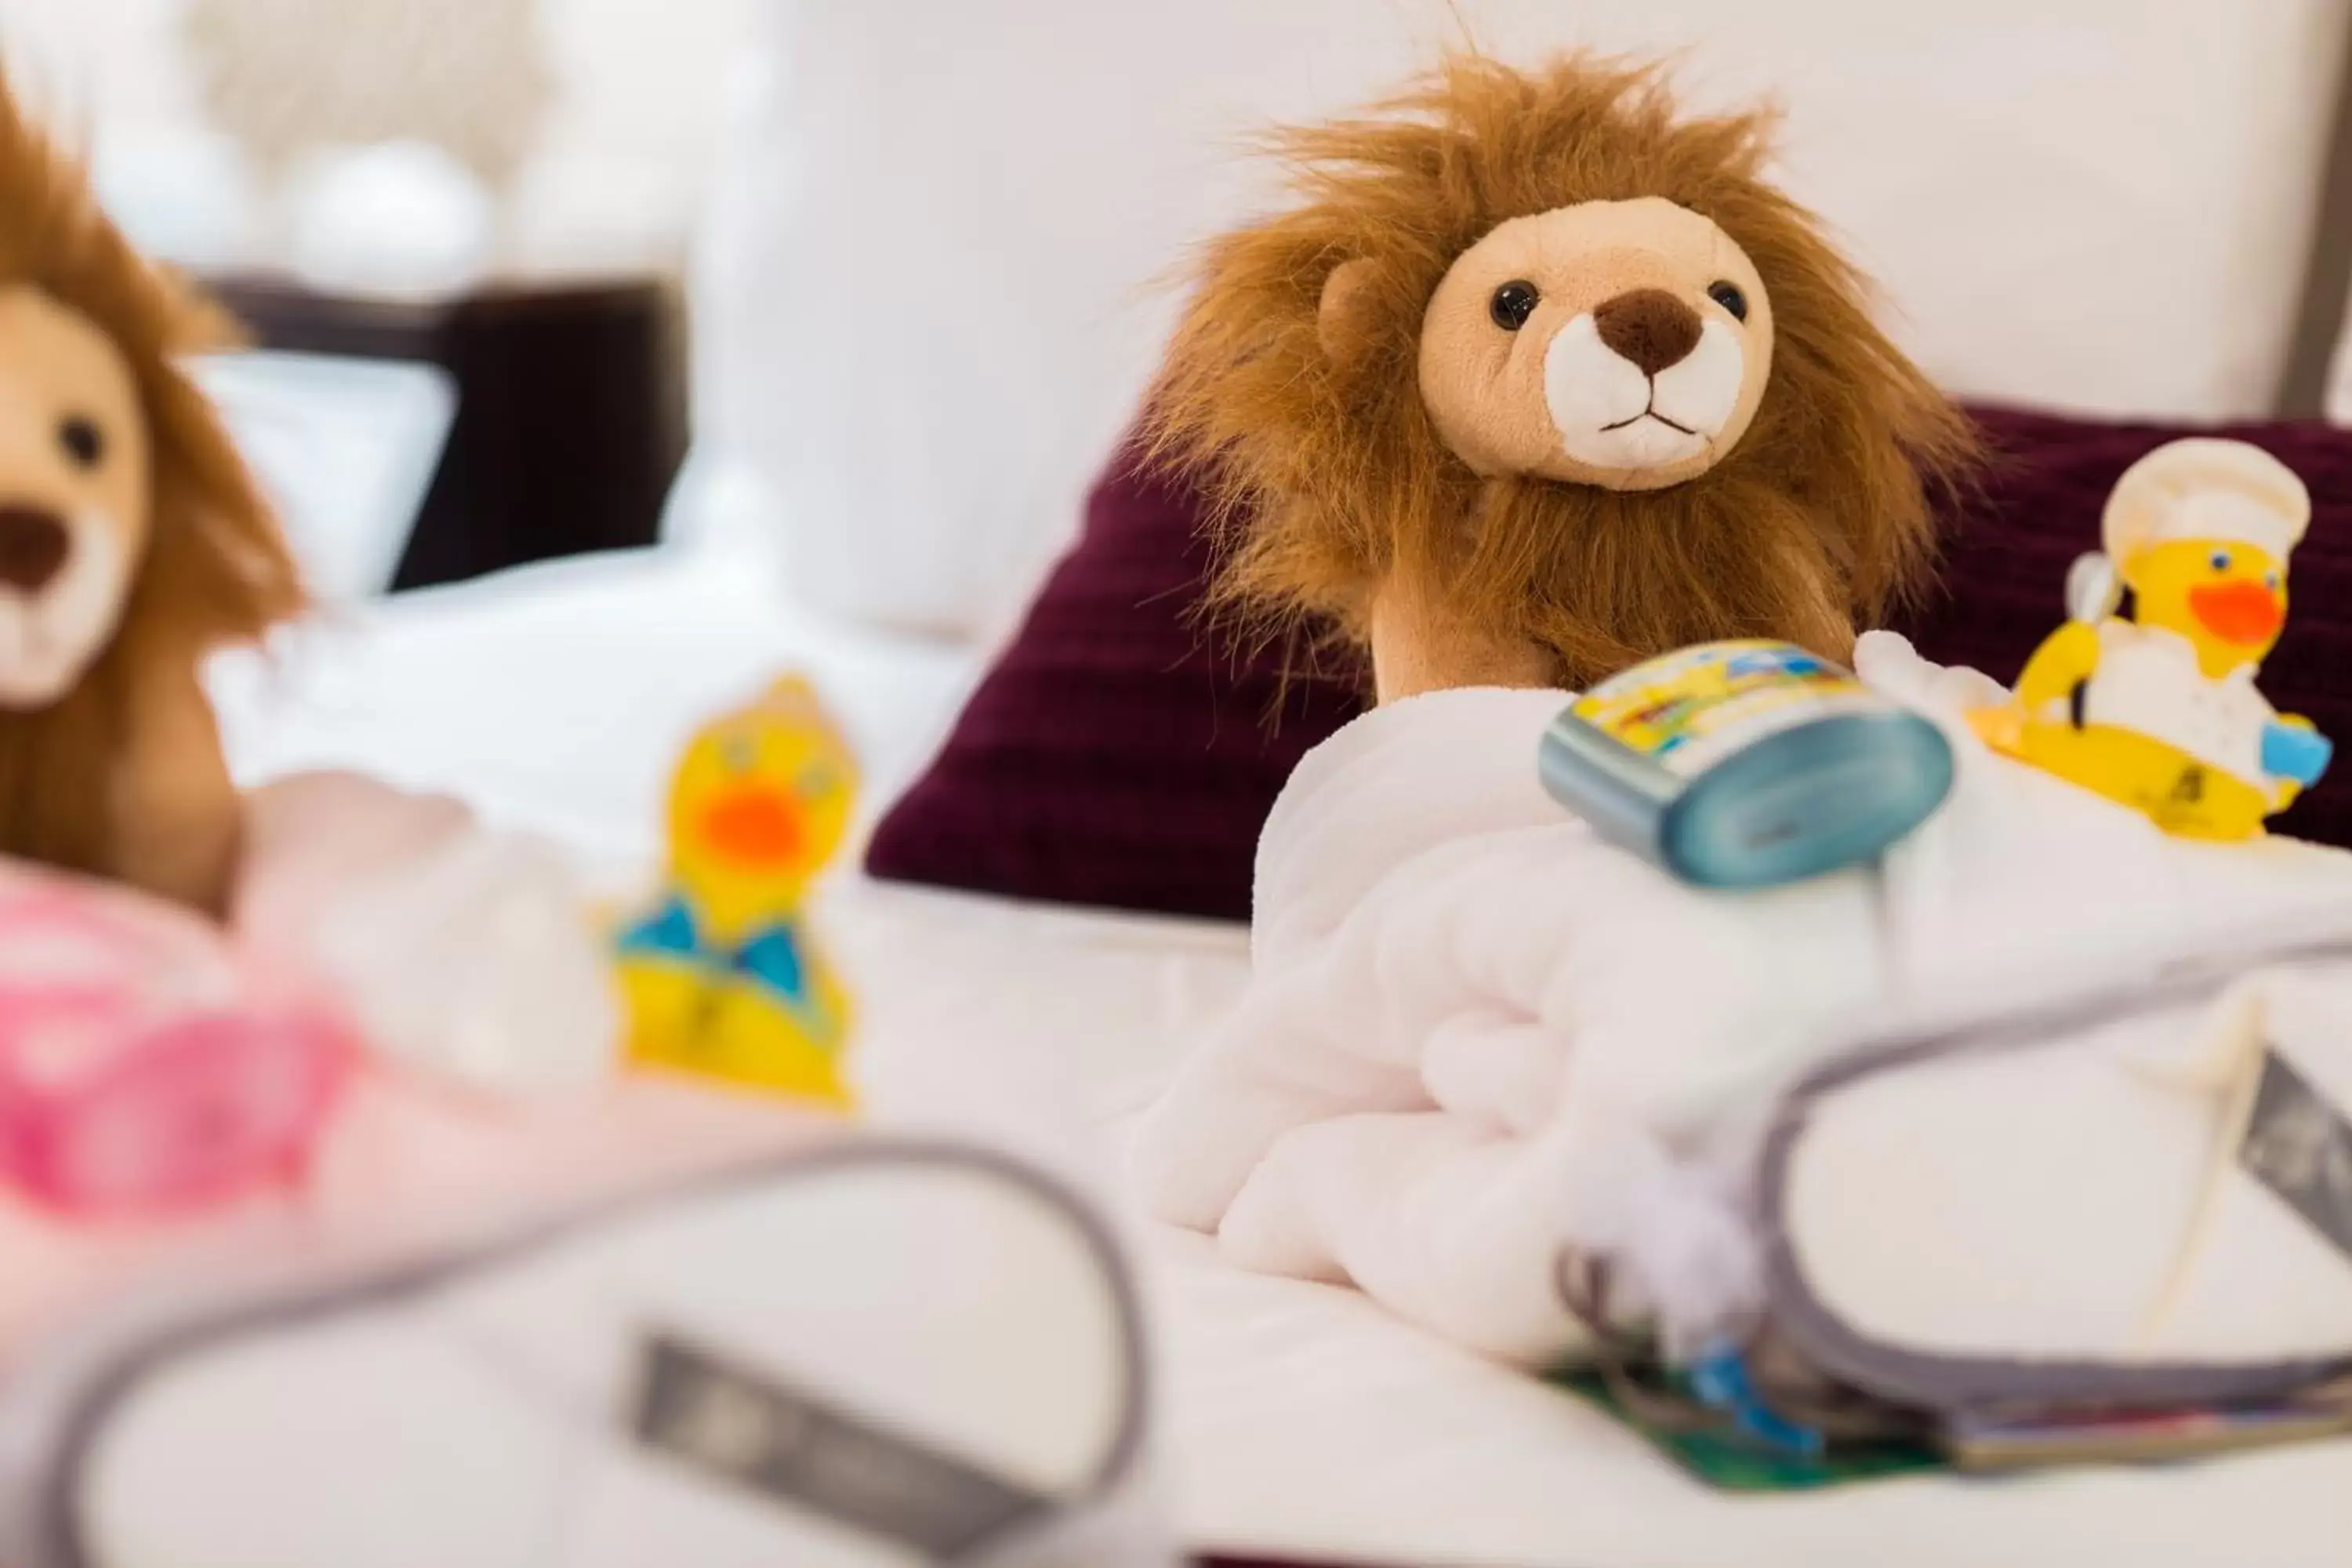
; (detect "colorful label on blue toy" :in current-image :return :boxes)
[1572,641,1880,779]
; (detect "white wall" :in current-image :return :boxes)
[0,0,194,132]
[0,0,760,276]
[695,0,2352,638]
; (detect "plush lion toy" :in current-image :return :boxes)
[1150,54,1976,702]
[0,84,303,913]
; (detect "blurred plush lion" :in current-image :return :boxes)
[1149,54,1976,699]
[0,82,304,911]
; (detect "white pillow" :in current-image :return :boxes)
[691,0,2350,637]
[193,350,455,601]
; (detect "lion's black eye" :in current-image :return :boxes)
[57,416,103,470]
[1706,281,1749,322]
[1489,280,1541,332]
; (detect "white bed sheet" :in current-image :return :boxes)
[212,543,982,887]
[212,550,2351,1568]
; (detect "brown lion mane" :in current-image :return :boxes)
[0,84,303,879]
[1147,53,1977,687]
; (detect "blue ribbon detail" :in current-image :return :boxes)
[1689,1341,1824,1458]
[619,894,815,1011]
[734,923,811,1006]
[618,896,700,959]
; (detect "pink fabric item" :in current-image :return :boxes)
[239,770,622,1094]
[0,1073,832,1352]
[0,776,837,1357]
[235,770,477,956]
[0,877,350,1219]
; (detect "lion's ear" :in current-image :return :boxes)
[1316,256,1384,368]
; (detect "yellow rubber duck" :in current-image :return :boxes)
[615,676,860,1105]
[1976,438,2329,840]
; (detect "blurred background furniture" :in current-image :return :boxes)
[210,275,685,590]
[180,0,552,206]
[1,0,728,597]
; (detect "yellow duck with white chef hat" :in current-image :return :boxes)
[1976,438,2331,840]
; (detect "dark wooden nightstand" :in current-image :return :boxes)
[207,274,688,591]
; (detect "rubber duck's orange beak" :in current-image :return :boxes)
[2187,579,2285,646]
[699,785,805,869]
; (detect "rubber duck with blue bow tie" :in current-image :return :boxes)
[616,677,858,1105]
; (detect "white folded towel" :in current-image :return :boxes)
[1131,633,2352,1366]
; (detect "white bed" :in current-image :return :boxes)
[210,543,2351,1568]
[200,4,2352,1558]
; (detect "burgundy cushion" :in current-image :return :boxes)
[867,408,2352,921]
[864,448,1362,921]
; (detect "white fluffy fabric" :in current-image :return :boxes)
[1128,633,2352,1365]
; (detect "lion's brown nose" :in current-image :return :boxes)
[1593,289,1703,377]
[0,506,70,593]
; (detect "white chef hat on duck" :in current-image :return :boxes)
[2102,437,2310,565]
